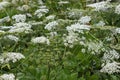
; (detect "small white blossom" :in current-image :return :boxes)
[31,36,50,45]
[63,32,79,48]
[0,1,10,10]
[0,30,5,33]
[29,21,43,26]
[8,22,32,33]
[0,26,13,29]
[87,1,111,11]
[58,1,69,5]
[102,49,120,63]
[17,5,30,11]
[38,0,44,5]
[115,4,120,14]
[4,35,19,42]
[0,16,10,23]
[100,61,120,74]
[45,21,58,31]
[0,52,25,64]
[49,31,57,37]
[26,13,32,18]
[12,14,26,23]
[39,6,47,9]
[96,21,105,27]
[79,16,91,24]
[115,28,120,34]
[81,48,86,53]
[85,41,104,54]
[34,8,49,18]
[68,9,83,19]
[0,73,15,80]
[66,23,90,33]
[46,15,55,20]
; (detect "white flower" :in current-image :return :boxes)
[26,13,32,18]
[81,48,86,53]
[4,35,19,42]
[39,6,47,9]
[34,8,49,18]
[66,23,90,33]
[0,52,25,64]
[0,58,4,64]
[12,14,26,23]
[29,21,43,26]
[115,28,120,34]
[79,16,91,24]
[96,21,105,27]
[38,0,44,5]
[100,61,120,74]
[0,26,13,29]
[0,30,5,33]
[58,1,69,5]
[44,21,58,31]
[68,9,83,19]
[115,4,120,14]
[17,5,30,11]
[0,16,10,23]
[63,32,79,48]
[49,32,57,37]
[46,15,55,20]
[85,41,104,54]
[87,1,111,11]
[8,22,32,33]
[102,49,120,63]
[0,1,10,10]
[0,73,15,80]
[31,36,50,45]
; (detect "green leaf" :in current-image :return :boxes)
[1,64,11,70]
[88,74,99,80]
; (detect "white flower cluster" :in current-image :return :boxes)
[0,16,10,23]
[39,6,47,9]
[46,15,56,20]
[44,21,58,31]
[17,5,30,11]
[66,23,90,33]
[64,22,90,48]
[0,73,15,80]
[102,49,120,63]
[34,7,49,18]
[63,32,80,48]
[8,22,32,33]
[85,41,104,54]
[0,52,25,64]
[0,1,10,10]
[100,61,120,74]
[4,35,19,42]
[58,1,69,5]
[0,30,5,34]
[49,31,57,37]
[68,9,83,19]
[87,1,111,11]
[115,4,120,14]
[96,21,105,27]
[38,0,44,5]
[115,28,120,34]
[31,36,50,45]
[79,16,91,24]
[0,26,13,29]
[12,14,26,23]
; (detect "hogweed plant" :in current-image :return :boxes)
[0,0,120,80]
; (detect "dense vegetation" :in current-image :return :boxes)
[0,0,120,80]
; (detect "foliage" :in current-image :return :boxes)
[0,0,120,80]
